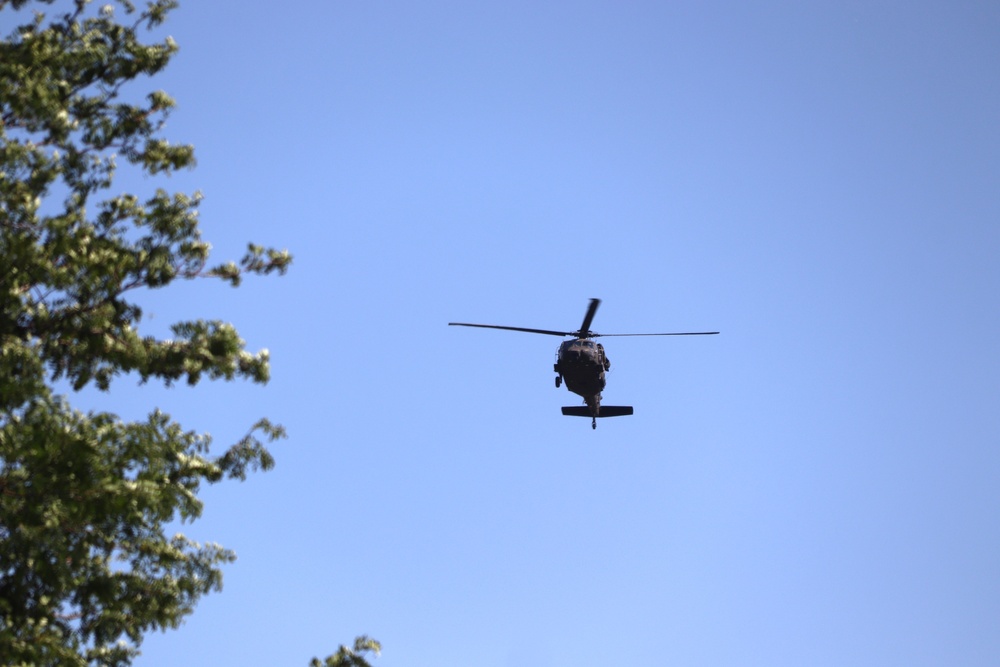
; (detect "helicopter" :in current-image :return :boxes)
[449,298,718,429]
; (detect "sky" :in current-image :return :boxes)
[8,1,1000,665]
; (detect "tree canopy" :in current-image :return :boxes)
[0,1,371,664]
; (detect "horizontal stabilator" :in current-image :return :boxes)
[561,406,633,418]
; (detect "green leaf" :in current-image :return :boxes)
[0,2,317,664]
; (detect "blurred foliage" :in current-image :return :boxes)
[0,1,369,665]
[311,636,381,667]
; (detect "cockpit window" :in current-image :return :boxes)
[559,339,596,352]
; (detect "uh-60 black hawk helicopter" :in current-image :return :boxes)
[450,298,719,429]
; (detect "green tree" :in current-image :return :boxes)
[311,637,382,667]
[0,1,371,665]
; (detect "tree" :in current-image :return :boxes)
[0,1,370,664]
[311,636,381,667]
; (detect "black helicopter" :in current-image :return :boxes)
[449,299,718,429]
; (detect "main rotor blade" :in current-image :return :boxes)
[577,298,600,336]
[593,331,720,337]
[448,322,572,337]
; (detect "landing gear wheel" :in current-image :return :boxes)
[592,418,597,430]
[555,376,562,388]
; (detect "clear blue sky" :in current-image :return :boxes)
[18,1,1000,664]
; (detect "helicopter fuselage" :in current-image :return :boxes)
[554,338,610,411]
